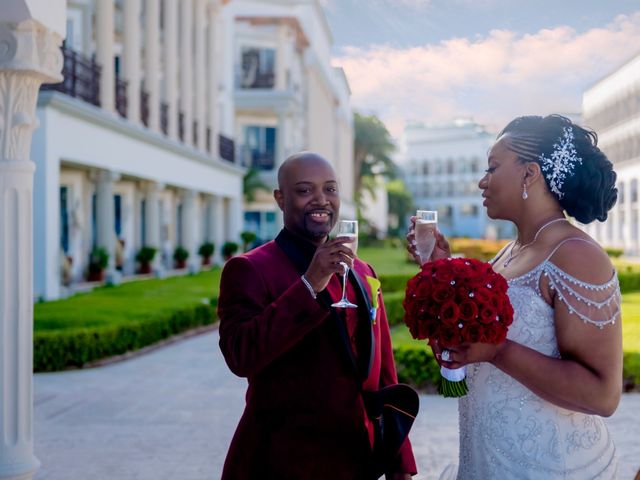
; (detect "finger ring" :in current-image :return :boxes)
[441,349,451,362]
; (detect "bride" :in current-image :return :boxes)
[409,114,622,479]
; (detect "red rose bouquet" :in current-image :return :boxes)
[403,257,514,397]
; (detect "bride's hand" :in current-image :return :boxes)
[406,216,421,265]
[406,216,452,265]
[431,341,508,369]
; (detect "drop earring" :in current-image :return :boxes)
[522,183,528,200]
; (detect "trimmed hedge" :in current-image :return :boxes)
[34,304,215,372]
[393,346,440,390]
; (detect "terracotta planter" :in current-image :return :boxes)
[139,263,152,274]
[201,256,211,266]
[175,259,187,269]
[88,269,105,282]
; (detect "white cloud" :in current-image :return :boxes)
[332,12,640,136]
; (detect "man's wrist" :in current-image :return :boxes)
[300,274,318,299]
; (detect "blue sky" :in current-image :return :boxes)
[324,0,640,136]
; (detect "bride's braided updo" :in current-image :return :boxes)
[498,114,618,224]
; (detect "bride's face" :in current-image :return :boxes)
[478,136,526,220]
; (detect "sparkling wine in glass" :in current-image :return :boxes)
[331,220,358,309]
[415,210,437,265]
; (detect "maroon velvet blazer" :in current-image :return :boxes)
[218,234,417,479]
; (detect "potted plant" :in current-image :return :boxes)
[198,242,215,266]
[88,247,109,282]
[173,246,189,269]
[135,246,157,274]
[240,231,258,252]
[221,241,239,261]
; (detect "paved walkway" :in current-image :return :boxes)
[34,330,640,479]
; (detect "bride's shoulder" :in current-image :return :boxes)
[545,232,615,285]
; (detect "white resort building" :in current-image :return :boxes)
[400,119,513,239]
[582,52,640,255]
[225,0,355,243]
[32,0,354,300]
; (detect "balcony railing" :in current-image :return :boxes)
[140,89,149,127]
[219,134,235,163]
[41,43,101,107]
[160,102,169,136]
[115,77,127,118]
[178,112,185,143]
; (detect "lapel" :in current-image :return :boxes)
[274,229,375,383]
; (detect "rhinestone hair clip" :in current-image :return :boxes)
[539,127,583,199]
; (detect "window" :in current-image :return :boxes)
[244,126,276,170]
[240,47,276,89]
[244,211,279,244]
[114,195,122,237]
[60,187,70,254]
[460,203,478,216]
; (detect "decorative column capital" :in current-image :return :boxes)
[0,19,63,82]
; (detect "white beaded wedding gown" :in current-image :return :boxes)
[447,239,621,479]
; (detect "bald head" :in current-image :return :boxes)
[274,151,340,244]
[277,152,335,190]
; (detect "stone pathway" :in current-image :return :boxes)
[34,330,640,479]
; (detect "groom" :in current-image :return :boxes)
[218,152,416,479]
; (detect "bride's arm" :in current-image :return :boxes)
[448,240,623,417]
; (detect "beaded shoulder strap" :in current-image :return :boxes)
[542,238,620,329]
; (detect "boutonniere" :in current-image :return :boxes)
[365,275,381,324]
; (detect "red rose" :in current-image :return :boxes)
[458,299,479,321]
[432,284,455,303]
[461,322,482,343]
[439,300,460,326]
[479,306,497,324]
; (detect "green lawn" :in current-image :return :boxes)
[35,269,221,332]
[359,246,420,276]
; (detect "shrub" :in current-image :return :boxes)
[173,246,189,262]
[240,231,257,251]
[379,274,412,294]
[605,247,624,258]
[222,241,239,259]
[617,271,640,293]
[393,346,440,390]
[34,304,215,372]
[198,242,215,258]
[135,246,157,264]
[88,247,109,273]
[382,291,405,326]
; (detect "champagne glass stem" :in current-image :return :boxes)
[340,267,348,301]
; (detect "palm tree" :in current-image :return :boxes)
[243,167,270,203]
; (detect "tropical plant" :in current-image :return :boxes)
[243,167,270,203]
[386,179,415,237]
[354,112,397,205]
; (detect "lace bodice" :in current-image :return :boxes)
[455,256,620,479]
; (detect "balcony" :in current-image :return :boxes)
[41,43,101,108]
[219,134,235,163]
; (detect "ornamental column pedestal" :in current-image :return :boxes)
[0,4,65,480]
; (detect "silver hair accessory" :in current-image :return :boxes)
[539,127,583,199]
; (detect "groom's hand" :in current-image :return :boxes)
[304,237,355,293]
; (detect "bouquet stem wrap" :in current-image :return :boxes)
[439,366,468,397]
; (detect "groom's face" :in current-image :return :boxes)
[274,154,340,245]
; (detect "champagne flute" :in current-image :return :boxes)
[415,210,437,265]
[331,220,358,308]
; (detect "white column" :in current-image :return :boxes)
[218,6,235,137]
[207,4,219,157]
[276,111,286,165]
[96,0,115,113]
[0,8,64,480]
[211,195,224,265]
[276,23,287,90]
[94,170,120,282]
[226,196,242,242]
[180,0,193,145]
[145,0,160,131]
[194,0,206,151]
[145,182,163,273]
[123,0,141,124]
[181,190,199,272]
[164,0,178,140]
